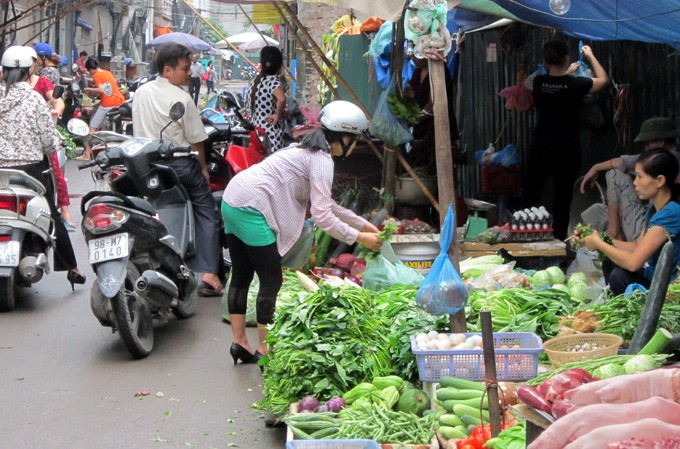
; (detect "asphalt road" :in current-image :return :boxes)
[0,158,286,448]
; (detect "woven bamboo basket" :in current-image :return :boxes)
[543,333,623,367]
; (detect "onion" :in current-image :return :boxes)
[299,395,320,412]
[314,404,329,413]
[325,396,345,412]
[329,268,346,278]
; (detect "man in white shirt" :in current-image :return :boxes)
[132,43,224,295]
[188,53,203,106]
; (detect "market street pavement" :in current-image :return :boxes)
[0,159,285,448]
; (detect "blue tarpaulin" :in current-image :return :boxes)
[452,0,680,49]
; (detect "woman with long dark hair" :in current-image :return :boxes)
[575,148,680,295]
[247,46,286,152]
[0,46,85,289]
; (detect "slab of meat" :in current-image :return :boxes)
[563,419,680,449]
[527,397,680,449]
[608,437,680,449]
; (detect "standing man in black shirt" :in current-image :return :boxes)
[524,40,608,239]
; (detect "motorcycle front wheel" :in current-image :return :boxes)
[0,270,16,312]
[111,263,154,358]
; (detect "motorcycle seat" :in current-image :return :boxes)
[91,131,130,143]
[90,195,156,216]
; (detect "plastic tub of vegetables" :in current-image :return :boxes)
[543,333,623,367]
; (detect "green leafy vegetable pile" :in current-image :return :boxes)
[485,421,526,449]
[465,288,584,342]
[375,286,448,383]
[258,285,393,414]
[577,290,680,343]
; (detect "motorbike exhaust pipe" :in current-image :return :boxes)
[18,254,48,283]
[134,270,178,308]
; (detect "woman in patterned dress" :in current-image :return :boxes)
[246,46,286,152]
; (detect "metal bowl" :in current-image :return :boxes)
[464,198,497,211]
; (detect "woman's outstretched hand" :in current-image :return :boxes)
[357,232,383,252]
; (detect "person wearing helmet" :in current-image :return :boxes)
[34,42,61,86]
[580,117,680,241]
[221,100,383,367]
[0,46,86,288]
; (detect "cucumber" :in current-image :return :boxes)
[439,377,485,391]
[442,397,489,411]
[455,403,489,420]
[460,414,482,427]
[310,427,339,439]
[436,387,485,401]
[439,413,463,427]
[439,425,468,440]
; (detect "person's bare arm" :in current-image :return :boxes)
[581,45,608,92]
[190,141,209,181]
[580,157,623,192]
[264,87,286,125]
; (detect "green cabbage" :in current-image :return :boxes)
[531,270,552,289]
[546,266,565,285]
[551,284,570,293]
[623,354,657,374]
[569,282,589,301]
[567,272,588,287]
[592,363,626,379]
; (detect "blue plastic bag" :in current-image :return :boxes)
[574,41,593,78]
[416,203,468,315]
[474,144,520,168]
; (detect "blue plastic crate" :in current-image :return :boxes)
[286,440,381,449]
[410,332,543,382]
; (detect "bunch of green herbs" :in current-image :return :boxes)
[257,285,393,414]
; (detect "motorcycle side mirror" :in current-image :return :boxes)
[160,102,186,142]
[71,81,80,93]
[169,102,185,121]
[219,92,239,110]
[53,85,65,100]
[102,82,113,96]
[67,118,90,136]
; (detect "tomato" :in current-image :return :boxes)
[460,445,477,449]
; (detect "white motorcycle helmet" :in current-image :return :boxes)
[1,45,37,68]
[318,100,369,137]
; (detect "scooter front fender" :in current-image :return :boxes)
[95,257,130,298]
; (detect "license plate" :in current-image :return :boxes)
[0,241,19,267]
[88,233,128,264]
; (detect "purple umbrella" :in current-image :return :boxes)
[147,32,217,53]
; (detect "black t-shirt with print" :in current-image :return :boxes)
[532,74,593,145]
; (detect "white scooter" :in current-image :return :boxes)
[0,169,55,311]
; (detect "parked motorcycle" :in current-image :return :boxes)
[0,170,56,311]
[68,102,198,358]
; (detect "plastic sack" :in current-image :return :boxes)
[574,40,594,78]
[416,204,468,315]
[475,143,520,168]
[466,262,532,290]
[363,242,424,291]
[566,247,603,279]
[498,84,534,112]
[281,220,315,270]
[369,75,413,148]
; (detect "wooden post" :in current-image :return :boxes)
[480,311,502,437]
[429,59,466,332]
[277,1,440,212]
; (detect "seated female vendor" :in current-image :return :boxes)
[575,148,680,295]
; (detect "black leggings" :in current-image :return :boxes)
[226,233,282,324]
[9,159,77,272]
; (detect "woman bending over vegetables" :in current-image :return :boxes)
[221,100,383,368]
[575,148,680,295]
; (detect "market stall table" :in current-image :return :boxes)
[460,239,567,258]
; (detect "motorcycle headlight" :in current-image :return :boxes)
[120,138,151,157]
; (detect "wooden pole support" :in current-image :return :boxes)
[480,311,502,437]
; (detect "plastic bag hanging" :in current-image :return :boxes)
[416,203,468,315]
[574,41,593,78]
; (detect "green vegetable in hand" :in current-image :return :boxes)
[359,221,400,259]
[574,223,613,262]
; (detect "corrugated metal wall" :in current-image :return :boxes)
[454,24,680,202]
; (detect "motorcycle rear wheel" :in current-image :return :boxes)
[172,285,197,319]
[111,263,154,358]
[0,270,16,312]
